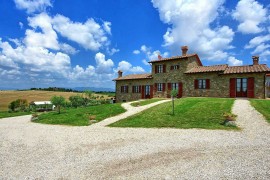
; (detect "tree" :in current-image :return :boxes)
[69,95,84,108]
[51,96,65,114]
[8,99,28,112]
[170,89,178,115]
[84,90,93,99]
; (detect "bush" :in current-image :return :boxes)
[8,99,28,112]
[69,95,84,108]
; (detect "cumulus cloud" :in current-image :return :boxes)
[52,14,111,51]
[245,34,270,59]
[133,50,140,54]
[107,48,120,55]
[95,52,114,74]
[228,56,243,66]
[117,60,145,74]
[232,0,267,34]
[134,44,169,63]
[14,0,52,14]
[152,0,234,61]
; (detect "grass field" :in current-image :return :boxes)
[0,111,31,119]
[35,103,125,126]
[0,90,111,111]
[110,97,237,130]
[250,99,270,123]
[130,98,166,107]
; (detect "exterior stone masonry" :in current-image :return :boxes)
[114,46,270,102]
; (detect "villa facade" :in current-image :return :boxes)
[114,46,270,102]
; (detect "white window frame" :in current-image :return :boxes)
[157,83,163,92]
[198,79,206,89]
[157,65,163,73]
[171,83,179,90]
[134,85,140,93]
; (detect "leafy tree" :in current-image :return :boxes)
[8,99,28,112]
[69,95,84,108]
[84,90,93,99]
[51,96,65,114]
[171,89,178,115]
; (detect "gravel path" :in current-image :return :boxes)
[0,99,269,179]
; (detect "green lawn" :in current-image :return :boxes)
[109,97,237,129]
[250,99,270,123]
[0,111,31,119]
[35,103,126,126]
[130,98,166,107]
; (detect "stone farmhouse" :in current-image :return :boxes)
[114,46,270,102]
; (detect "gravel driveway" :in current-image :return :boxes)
[0,99,269,179]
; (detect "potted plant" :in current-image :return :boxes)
[222,112,237,126]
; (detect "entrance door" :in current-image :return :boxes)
[145,85,150,99]
[236,78,247,97]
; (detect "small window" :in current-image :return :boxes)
[121,86,128,93]
[133,86,140,93]
[171,83,179,90]
[171,65,179,70]
[157,65,163,73]
[157,83,163,91]
[198,79,206,89]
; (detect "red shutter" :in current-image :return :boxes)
[163,83,166,92]
[150,85,153,98]
[155,83,157,92]
[206,79,210,89]
[247,77,255,98]
[167,83,172,98]
[194,79,198,89]
[141,86,145,99]
[230,78,236,98]
[178,82,183,98]
[163,64,166,73]
[139,85,141,93]
[155,65,157,74]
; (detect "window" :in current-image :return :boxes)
[121,86,128,93]
[171,65,179,70]
[132,85,140,93]
[198,79,206,89]
[171,83,179,90]
[157,83,163,91]
[157,65,163,73]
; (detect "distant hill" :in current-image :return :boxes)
[73,87,115,92]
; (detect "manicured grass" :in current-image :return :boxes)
[35,103,126,126]
[250,99,270,123]
[110,98,237,129]
[0,111,31,119]
[130,98,166,107]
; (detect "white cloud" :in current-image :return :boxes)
[245,34,270,59]
[142,59,148,65]
[107,48,120,55]
[103,21,111,35]
[133,50,140,54]
[19,22,24,29]
[228,56,243,66]
[95,52,114,74]
[232,0,267,34]
[152,0,234,61]
[14,0,52,14]
[117,60,145,74]
[52,14,110,51]
[245,35,270,49]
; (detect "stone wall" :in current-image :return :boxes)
[115,78,153,102]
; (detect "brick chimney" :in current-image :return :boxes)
[118,70,123,78]
[158,54,162,60]
[252,56,259,65]
[181,46,188,56]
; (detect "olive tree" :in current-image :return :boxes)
[51,96,65,114]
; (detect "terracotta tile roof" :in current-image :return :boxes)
[223,64,270,74]
[266,73,270,76]
[113,73,152,81]
[185,64,228,74]
[149,54,197,63]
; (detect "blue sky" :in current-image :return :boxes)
[0,0,270,90]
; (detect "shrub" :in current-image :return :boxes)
[8,99,28,112]
[51,96,66,114]
[69,95,84,108]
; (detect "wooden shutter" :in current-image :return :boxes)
[141,86,145,99]
[163,64,166,73]
[132,86,134,93]
[247,77,255,98]
[194,79,198,89]
[167,83,172,98]
[121,86,123,93]
[178,82,183,98]
[150,85,153,98]
[139,85,141,93]
[170,66,173,70]
[154,83,157,92]
[206,79,210,89]
[230,78,236,98]
[163,83,166,92]
[155,65,158,74]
